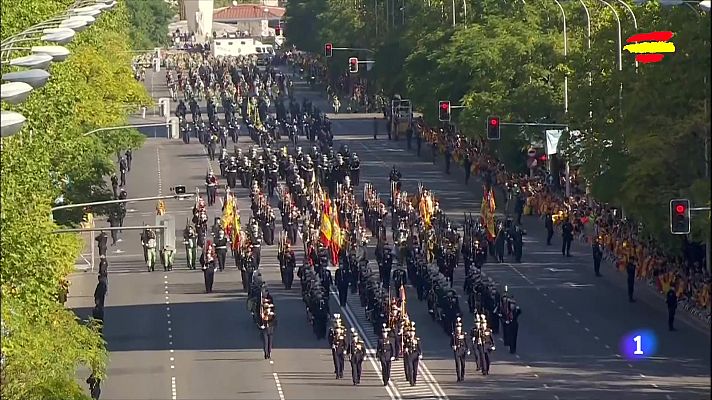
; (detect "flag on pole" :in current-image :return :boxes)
[480,186,497,240]
[320,197,332,246]
[231,200,241,250]
[330,202,342,265]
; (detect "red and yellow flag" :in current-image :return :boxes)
[320,197,333,246]
[330,202,343,265]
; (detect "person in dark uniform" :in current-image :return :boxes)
[214,230,229,271]
[98,256,108,279]
[96,231,108,257]
[348,329,366,385]
[463,154,472,184]
[202,241,217,293]
[376,324,395,386]
[335,266,350,306]
[125,149,133,171]
[86,373,101,400]
[561,218,574,256]
[373,117,379,139]
[403,328,422,386]
[119,156,128,186]
[450,317,469,382]
[328,315,347,378]
[592,238,603,276]
[544,213,554,245]
[666,287,677,331]
[626,257,636,302]
[512,226,523,263]
[260,303,276,359]
[472,313,495,375]
[501,293,522,353]
[94,275,107,309]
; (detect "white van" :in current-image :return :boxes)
[212,38,265,58]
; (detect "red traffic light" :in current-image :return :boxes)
[489,118,499,126]
[275,27,281,36]
[325,43,333,57]
[675,204,686,214]
[539,154,548,162]
[440,101,450,110]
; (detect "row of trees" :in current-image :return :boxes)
[1,0,171,398]
[286,0,711,250]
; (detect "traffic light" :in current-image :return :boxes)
[275,27,282,36]
[325,43,333,57]
[349,57,359,73]
[670,199,691,234]
[487,116,501,140]
[438,101,451,122]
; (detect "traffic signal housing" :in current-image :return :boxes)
[325,43,333,57]
[487,116,501,140]
[275,27,282,36]
[670,199,691,234]
[438,101,451,122]
[349,57,359,73]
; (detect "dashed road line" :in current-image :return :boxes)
[165,274,176,399]
[272,372,286,400]
[156,147,163,196]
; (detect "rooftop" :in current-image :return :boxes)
[213,4,285,21]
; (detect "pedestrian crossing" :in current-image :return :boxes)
[329,280,448,399]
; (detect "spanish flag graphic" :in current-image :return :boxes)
[623,31,675,64]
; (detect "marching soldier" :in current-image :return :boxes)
[183,225,198,270]
[335,266,350,306]
[500,289,522,353]
[328,315,347,378]
[278,240,296,289]
[214,230,229,271]
[450,317,469,382]
[376,324,395,385]
[472,313,495,375]
[592,237,603,277]
[348,328,366,385]
[202,241,217,293]
[403,326,422,386]
[260,302,276,359]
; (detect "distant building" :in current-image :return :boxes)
[212,4,285,38]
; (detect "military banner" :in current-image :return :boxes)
[481,187,497,240]
[330,202,342,265]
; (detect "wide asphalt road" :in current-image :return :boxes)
[70,61,710,400]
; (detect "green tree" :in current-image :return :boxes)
[1,0,154,398]
[126,0,175,49]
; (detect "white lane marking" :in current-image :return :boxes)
[273,372,286,400]
[543,293,548,296]
[652,384,659,388]
[593,336,599,341]
[584,328,590,332]
[157,146,163,196]
[639,374,646,378]
[330,289,402,400]
[605,345,611,349]
[166,276,175,399]
[543,384,549,388]
[534,373,539,378]
[566,312,572,317]
[574,319,580,324]
[628,364,633,368]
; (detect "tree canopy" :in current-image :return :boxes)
[126,0,175,49]
[287,0,711,250]
[1,0,154,398]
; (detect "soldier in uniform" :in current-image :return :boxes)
[472,313,495,375]
[348,328,366,385]
[214,230,229,271]
[202,241,217,293]
[328,314,347,378]
[450,317,469,382]
[376,324,395,386]
[278,240,296,289]
[403,326,422,386]
[260,302,276,359]
[592,237,603,277]
[500,290,522,353]
[335,265,350,306]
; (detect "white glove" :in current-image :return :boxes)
[419,355,423,360]
[390,357,395,361]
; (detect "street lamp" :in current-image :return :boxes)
[700,0,710,11]
[1,82,33,104]
[2,69,51,88]
[8,53,53,69]
[0,111,27,138]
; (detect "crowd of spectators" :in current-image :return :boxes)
[414,119,710,322]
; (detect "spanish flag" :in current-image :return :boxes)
[623,31,675,64]
[231,201,241,250]
[320,197,332,246]
[330,202,343,265]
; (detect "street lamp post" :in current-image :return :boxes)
[553,0,568,115]
[595,0,623,118]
